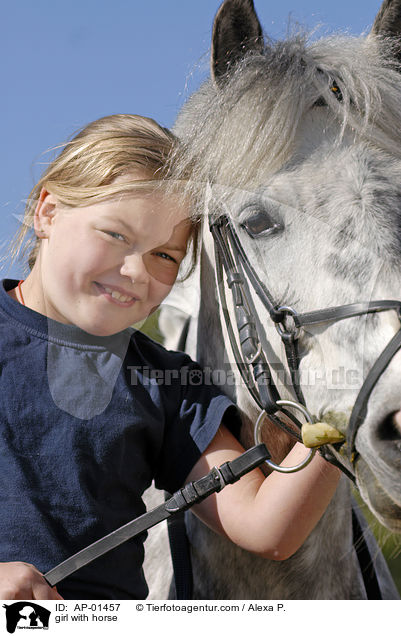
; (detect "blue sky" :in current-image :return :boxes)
[1,0,383,279]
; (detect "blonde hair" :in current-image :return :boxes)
[10,113,198,275]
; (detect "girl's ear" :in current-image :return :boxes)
[33,188,58,238]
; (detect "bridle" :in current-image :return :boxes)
[209,211,401,478]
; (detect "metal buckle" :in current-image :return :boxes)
[245,341,262,365]
[275,306,301,340]
[254,400,316,473]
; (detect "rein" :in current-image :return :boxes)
[209,212,401,476]
[44,444,270,587]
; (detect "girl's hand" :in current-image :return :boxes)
[0,562,63,600]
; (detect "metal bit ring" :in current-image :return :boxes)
[254,400,316,473]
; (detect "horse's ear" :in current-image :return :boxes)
[371,0,401,39]
[211,0,264,84]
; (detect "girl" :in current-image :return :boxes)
[0,114,340,600]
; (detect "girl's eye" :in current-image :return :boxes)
[155,252,177,264]
[104,230,126,242]
[241,209,282,238]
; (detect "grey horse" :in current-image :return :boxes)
[146,0,401,599]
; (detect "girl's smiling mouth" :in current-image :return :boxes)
[94,282,139,306]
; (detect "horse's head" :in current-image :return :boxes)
[174,0,401,532]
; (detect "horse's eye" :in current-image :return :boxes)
[313,80,343,108]
[241,209,281,237]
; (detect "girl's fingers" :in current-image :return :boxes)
[32,580,64,600]
[0,562,64,600]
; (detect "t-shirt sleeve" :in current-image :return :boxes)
[153,358,239,494]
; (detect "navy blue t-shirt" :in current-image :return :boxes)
[0,279,235,599]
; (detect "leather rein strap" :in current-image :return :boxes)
[209,213,401,467]
[45,444,270,587]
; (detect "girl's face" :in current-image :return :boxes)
[27,181,191,336]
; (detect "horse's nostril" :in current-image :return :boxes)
[377,412,401,442]
[393,410,401,436]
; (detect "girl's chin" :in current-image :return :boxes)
[71,315,129,337]
[80,321,130,337]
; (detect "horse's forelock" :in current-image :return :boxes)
[173,30,401,202]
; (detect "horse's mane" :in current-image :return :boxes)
[173,31,401,198]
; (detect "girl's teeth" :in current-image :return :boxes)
[103,286,133,302]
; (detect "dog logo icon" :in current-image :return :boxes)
[3,602,51,633]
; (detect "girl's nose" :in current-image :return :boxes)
[120,254,149,284]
